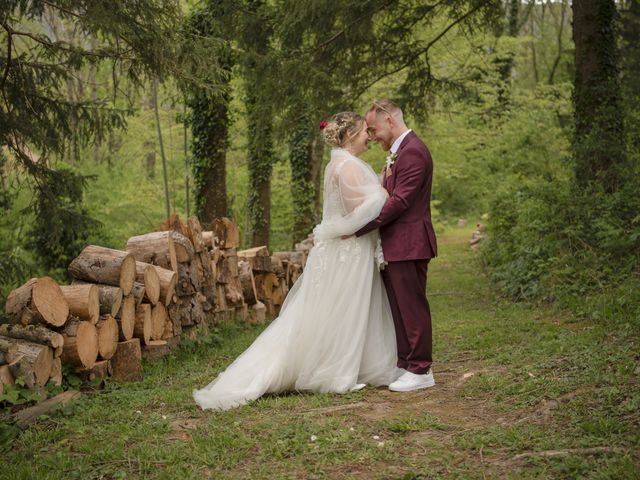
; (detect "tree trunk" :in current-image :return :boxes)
[110,338,142,382]
[5,277,69,327]
[289,117,317,245]
[73,281,123,317]
[246,99,274,247]
[68,246,136,295]
[572,0,627,192]
[60,284,100,324]
[59,319,99,369]
[0,336,54,390]
[0,324,64,357]
[152,79,171,221]
[548,0,568,85]
[126,231,179,272]
[189,88,229,225]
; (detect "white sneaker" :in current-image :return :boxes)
[393,367,407,381]
[388,370,435,392]
[350,383,366,392]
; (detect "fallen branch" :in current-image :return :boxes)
[12,390,81,429]
[513,446,621,461]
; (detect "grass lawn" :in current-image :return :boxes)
[2,227,639,479]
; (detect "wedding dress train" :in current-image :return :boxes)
[193,148,397,410]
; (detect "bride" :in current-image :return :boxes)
[193,112,397,410]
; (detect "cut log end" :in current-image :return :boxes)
[120,254,136,296]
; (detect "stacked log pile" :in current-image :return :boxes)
[209,217,245,324]
[1,215,311,398]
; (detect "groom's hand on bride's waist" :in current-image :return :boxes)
[341,234,354,240]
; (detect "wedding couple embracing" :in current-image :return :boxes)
[193,100,438,411]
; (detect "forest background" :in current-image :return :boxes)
[1,0,638,329]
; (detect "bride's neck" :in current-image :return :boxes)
[345,146,359,157]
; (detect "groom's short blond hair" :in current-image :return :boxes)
[369,99,403,121]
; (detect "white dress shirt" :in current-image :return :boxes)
[390,129,413,154]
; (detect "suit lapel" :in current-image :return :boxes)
[388,131,416,185]
[384,131,417,190]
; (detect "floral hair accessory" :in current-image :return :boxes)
[319,120,328,130]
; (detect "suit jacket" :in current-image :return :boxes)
[355,131,437,261]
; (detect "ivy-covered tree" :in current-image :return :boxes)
[184,3,235,226]
[572,0,628,193]
[288,113,318,243]
[241,0,276,247]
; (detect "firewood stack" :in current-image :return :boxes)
[126,217,203,356]
[210,217,248,325]
[238,241,308,322]
[68,244,176,380]
[0,277,69,396]
[1,216,313,398]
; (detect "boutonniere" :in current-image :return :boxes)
[385,152,398,168]
[384,153,397,176]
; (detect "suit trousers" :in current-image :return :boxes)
[382,259,432,374]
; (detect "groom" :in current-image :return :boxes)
[355,99,438,392]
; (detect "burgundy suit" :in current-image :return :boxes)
[356,131,437,374]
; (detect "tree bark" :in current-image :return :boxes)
[73,281,123,317]
[126,231,178,272]
[110,338,142,382]
[68,246,136,295]
[0,336,54,389]
[0,324,64,357]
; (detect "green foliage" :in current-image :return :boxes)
[483,161,640,318]
[481,0,640,324]
[28,166,103,278]
[0,377,43,406]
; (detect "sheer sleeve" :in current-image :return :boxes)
[313,153,387,241]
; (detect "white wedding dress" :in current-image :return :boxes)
[193,148,397,410]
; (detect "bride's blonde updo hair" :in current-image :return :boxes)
[322,112,365,148]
